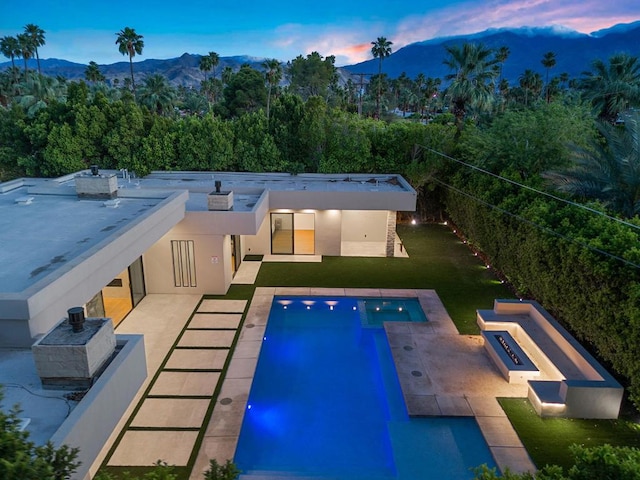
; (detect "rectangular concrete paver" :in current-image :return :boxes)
[238,323,266,342]
[476,416,524,447]
[233,340,262,359]
[178,330,236,348]
[467,396,508,417]
[190,436,239,480]
[189,313,242,329]
[149,371,220,397]
[309,287,347,296]
[108,430,198,466]
[226,356,258,379]
[436,396,474,416]
[198,299,247,313]
[405,394,441,416]
[130,398,210,428]
[165,348,229,370]
[491,446,537,475]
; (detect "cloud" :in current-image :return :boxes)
[391,0,640,50]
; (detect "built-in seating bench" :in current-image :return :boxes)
[477,299,623,419]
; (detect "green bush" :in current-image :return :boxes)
[0,389,80,480]
[473,445,640,479]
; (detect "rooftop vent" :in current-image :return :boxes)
[208,181,234,211]
[75,167,118,199]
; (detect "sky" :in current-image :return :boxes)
[1,0,639,66]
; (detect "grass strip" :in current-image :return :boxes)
[498,397,640,470]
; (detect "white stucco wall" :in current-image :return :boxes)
[143,218,230,295]
[341,210,389,242]
[242,209,342,256]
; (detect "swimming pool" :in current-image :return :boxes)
[234,296,497,479]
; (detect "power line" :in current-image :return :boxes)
[417,144,640,232]
[431,177,640,269]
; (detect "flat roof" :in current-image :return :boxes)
[129,171,415,212]
[0,170,415,295]
[0,180,173,294]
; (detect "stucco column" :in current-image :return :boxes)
[386,211,396,257]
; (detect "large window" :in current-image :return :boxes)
[270,213,315,255]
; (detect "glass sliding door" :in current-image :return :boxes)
[293,213,315,254]
[231,235,242,276]
[271,213,294,254]
[271,212,315,255]
[129,256,146,307]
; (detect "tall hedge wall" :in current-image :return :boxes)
[443,173,640,406]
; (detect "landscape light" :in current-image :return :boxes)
[411,219,417,225]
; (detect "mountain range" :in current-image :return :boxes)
[345,21,640,82]
[2,21,639,88]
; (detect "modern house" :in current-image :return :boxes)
[0,168,416,479]
[0,169,416,345]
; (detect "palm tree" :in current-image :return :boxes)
[544,113,640,218]
[541,51,557,103]
[580,53,640,124]
[137,74,176,115]
[115,27,144,91]
[207,51,220,79]
[495,46,510,90]
[15,74,66,116]
[221,66,234,86]
[519,69,542,106]
[199,55,213,81]
[443,42,497,133]
[0,36,20,84]
[371,36,393,118]
[262,58,282,123]
[16,33,33,77]
[24,24,45,75]
[85,61,105,83]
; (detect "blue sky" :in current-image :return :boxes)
[1,0,639,66]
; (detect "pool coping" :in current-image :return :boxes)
[189,287,536,479]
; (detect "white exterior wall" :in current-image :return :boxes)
[144,219,230,295]
[242,209,342,256]
[341,210,389,243]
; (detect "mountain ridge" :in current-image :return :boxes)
[2,21,639,87]
[345,21,640,81]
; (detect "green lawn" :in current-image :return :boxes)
[499,398,640,471]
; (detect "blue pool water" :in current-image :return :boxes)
[234,297,497,479]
